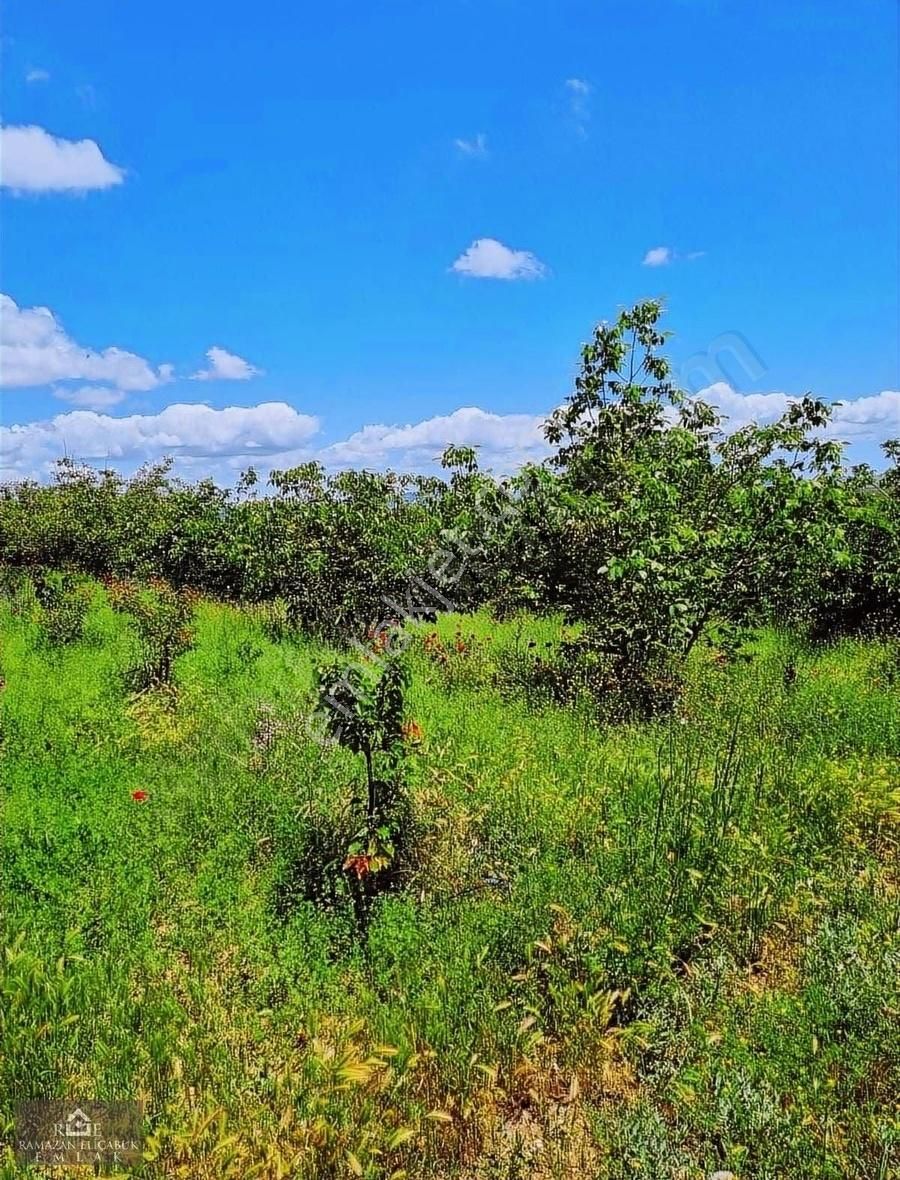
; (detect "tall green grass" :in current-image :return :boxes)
[1,585,897,1178]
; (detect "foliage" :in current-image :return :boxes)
[315,650,413,909]
[0,302,896,712]
[106,576,197,689]
[0,297,898,1176]
[33,569,92,646]
[805,441,900,638]
[531,299,852,715]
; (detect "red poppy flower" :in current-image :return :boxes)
[131,790,149,803]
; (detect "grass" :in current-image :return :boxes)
[0,582,898,1178]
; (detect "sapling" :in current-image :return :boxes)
[315,651,412,890]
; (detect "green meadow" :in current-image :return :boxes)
[1,581,897,1178]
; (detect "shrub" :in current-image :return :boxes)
[33,570,92,647]
[806,442,900,640]
[106,577,196,689]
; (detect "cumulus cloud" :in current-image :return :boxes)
[0,401,320,480]
[695,382,900,444]
[0,124,124,193]
[450,238,547,281]
[454,133,488,157]
[323,406,549,470]
[54,386,127,410]
[2,390,896,484]
[0,293,169,391]
[820,390,900,443]
[693,382,789,427]
[26,68,50,83]
[643,246,673,267]
[191,346,262,381]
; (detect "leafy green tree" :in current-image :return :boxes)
[805,440,900,638]
[539,299,852,714]
[1,299,893,688]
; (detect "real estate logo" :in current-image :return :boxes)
[15,1100,143,1170]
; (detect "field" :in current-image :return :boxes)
[1,581,898,1178]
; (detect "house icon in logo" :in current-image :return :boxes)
[64,1109,95,1138]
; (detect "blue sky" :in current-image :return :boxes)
[1,0,898,480]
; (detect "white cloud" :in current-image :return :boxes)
[2,390,896,484]
[323,406,548,470]
[454,133,488,157]
[0,404,547,482]
[694,382,787,421]
[191,346,262,381]
[54,386,127,410]
[0,402,320,480]
[643,246,673,267]
[0,124,124,193]
[450,238,547,281]
[26,68,50,83]
[0,293,169,391]
[566,78,591,101]
[695,382,900,444]
[825,390,900,442]
[643,246,705,267]
[565,78,592,133]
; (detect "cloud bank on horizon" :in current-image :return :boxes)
[2,386,898,486]
[2,285,897,483]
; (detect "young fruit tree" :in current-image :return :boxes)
[540,299,850,714]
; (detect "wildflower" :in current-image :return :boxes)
[401,719,424,744]
[343,853,372,879]
[131,789,149,803]
[365,625,388,652]
[252,703,282,753]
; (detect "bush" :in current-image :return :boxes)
[806,444,900,640]
[106,577,197,689]
[33,570,92,647]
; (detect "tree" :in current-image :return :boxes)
[315,653,412,896]
[539,300,851,714]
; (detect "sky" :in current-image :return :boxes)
[1,0,898,482]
